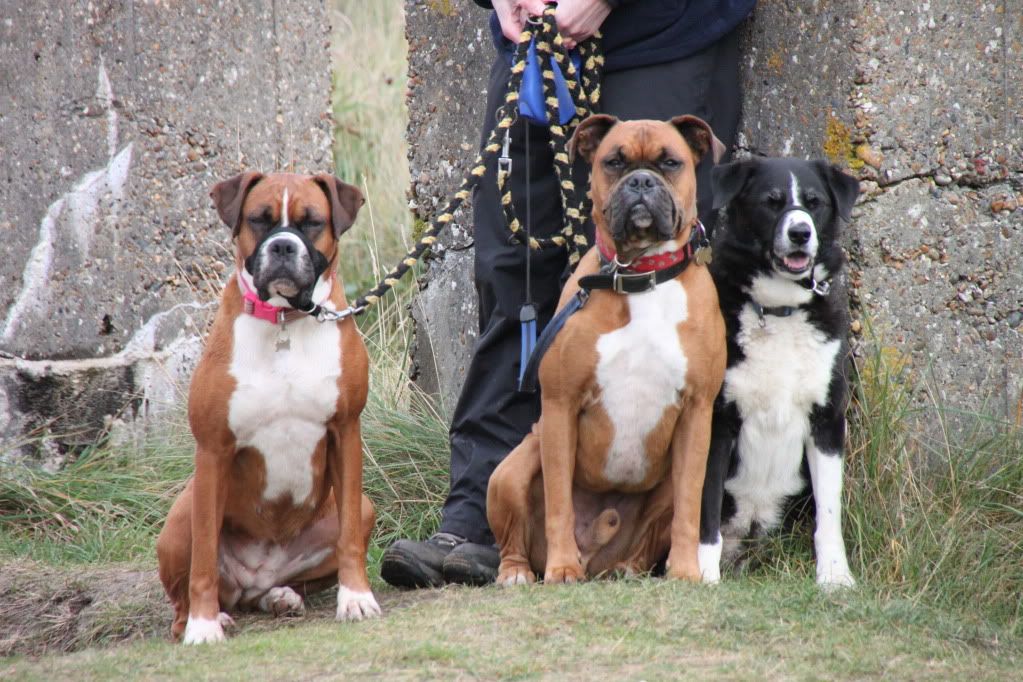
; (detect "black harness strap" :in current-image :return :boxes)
[518,289,589,394]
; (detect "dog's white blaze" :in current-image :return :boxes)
[722,283,840,536]
[807,443,855,588]
[777,172,819,263]
[280,188,290,227]
[336,586,381,621]
[595,280,688,486]
[182,615,226,645]
[789,171,801,207]
[228,306,341,505]
[698,534,722,584]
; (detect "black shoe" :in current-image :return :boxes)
[380,532,464,589]
[442,541,500,586]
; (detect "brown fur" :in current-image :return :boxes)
[156,173,374,640]
[487,118,726,584]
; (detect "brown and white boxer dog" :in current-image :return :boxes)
[487,115,727,584]
[157,172,379,644]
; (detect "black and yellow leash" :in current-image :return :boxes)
[317,7,603,323]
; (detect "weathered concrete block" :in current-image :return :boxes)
[408,0,1023,423]
[405,0,491,418]
[1,1,334,464]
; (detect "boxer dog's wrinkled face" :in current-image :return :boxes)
[569,114,721,260]
[211,172,363,308]
[710,158,859,280]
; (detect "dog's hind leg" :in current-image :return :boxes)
[157,481,194,640]
[488,429,543,585]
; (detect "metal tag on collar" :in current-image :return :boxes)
[498,130,512,175]
[613,270,656,294]
[274,311,291,352]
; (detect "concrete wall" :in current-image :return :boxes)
[407,0,1023,424]
[0,1,334,466]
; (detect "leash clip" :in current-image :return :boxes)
[315,305,364,323]
[498,130,513,176]
[811,278,831,297]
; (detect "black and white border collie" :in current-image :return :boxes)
[698,157,861,589]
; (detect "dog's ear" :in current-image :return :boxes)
[670,115,726,164]
[569,114,619,163]
[710,159,756,210]
[314,174,365,238]
[815,161,860,222]
[211,172,264,236]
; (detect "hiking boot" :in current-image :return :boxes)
[442,541,500,586]
[380,532,464,589]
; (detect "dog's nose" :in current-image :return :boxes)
[269,239,298,257]
[787,224,812,246]
[626,171,657,194]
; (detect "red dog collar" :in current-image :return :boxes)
[595,223,705,273]
[236,270,334,325]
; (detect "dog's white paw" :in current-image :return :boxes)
[336,586,381,622]
[182,612,234,645]
[816,554,856,591]
[258,586,306,617]
[698,538,722,585]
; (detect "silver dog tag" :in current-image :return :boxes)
[275,319,291,353]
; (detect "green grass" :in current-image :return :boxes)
[2,580,1019,680]
[2,0,1023,674]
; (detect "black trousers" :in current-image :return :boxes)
[439,27,743,545]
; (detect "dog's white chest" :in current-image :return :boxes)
[595,281,688,486]
[723,293,840,529]
[228,315,341,504]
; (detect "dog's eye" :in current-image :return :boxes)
[660,158,682,171]
[302,220,325,234]
[765,191,785,207]
[803,194,822,210]
[604,156,625,171]
[248,214,271,230]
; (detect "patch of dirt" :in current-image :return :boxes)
[0,561,166,658]
[0,559,447,657]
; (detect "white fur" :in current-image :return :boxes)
[281,188,290,226]
[807,443,855,589]
[698,534,723,584]
[722,274,841,538]
[336,586,381,622]
[182,612,234,645]
[258,586,306,615]
[228,289,341,504]
[595,280,688,486]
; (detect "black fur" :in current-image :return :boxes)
[699,157,859,570]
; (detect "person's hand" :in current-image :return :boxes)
[555,0,612,49]
[492,0,548,42]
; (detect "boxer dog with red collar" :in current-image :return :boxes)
[156,172,380,644]
[487,115,726,584]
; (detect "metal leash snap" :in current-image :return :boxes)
[498,130,513,175]
[811,278,831,296]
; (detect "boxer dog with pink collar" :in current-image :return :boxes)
[157,172,379,644]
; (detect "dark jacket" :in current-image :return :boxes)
[472,0,756,73]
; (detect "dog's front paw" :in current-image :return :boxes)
[544,561,585,585]
[182,612,234,645]
[816,546,856,591]
[497,562,536,586]
[817,567,856,591]
[336,586,381,622]
[259,586,306,617]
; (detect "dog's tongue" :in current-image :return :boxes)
[784,254,810,271]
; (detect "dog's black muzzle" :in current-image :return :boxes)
[606,170,678,243]
[245,225,329,309]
